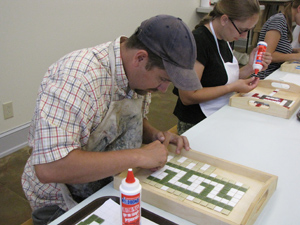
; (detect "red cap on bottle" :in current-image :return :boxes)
[125,168,136,183]
[255,69,259,75]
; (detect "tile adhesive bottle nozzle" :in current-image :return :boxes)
[253,41,267,75]
[120,168,141,225]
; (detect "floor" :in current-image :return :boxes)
[0,84,178,225]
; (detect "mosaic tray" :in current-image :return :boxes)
[280,61,300,74]
[230,80,300,119]
[114,146,277,225]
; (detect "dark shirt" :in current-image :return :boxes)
[173,25,233,124]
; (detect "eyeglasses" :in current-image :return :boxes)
[229,18,250,35]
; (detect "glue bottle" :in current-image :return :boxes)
[253,41,267,75]
[120,168,141,225]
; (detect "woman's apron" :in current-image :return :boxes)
[62,42,144,208]
[199,22,239,117]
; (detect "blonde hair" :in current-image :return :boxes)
[195,0,260,29]
[284,0,300,41]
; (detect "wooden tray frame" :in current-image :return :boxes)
[229,79,300,118]
[280,61,300,74]
[114,146,278,225]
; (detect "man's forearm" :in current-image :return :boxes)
[34,148,142,184]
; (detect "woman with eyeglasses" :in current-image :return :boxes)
[257,0,300,79]
[173,0,272,135]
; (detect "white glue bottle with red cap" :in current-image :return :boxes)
[253,41,267,75]
[119,168,141,225]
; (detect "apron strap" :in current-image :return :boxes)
[209,22,234,64]
[108,42,116,102]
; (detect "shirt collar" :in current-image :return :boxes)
[112,37,130,97]
[112,36,142,99]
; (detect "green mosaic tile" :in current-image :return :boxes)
[217,192,225,198]
[184,190,191,196]
[147,176,155,181]
[223,204,233,211]
[217,202,227,209]
[239,187,248,192]
[78,214,105,225]
[168,184,176,190]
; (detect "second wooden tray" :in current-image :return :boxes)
[229,79,300,118]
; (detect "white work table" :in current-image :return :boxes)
[51,69,300,225]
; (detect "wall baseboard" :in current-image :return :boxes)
[0,122,30,158]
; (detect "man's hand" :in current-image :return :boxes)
[154,131,190,154]
[140,140,168,170]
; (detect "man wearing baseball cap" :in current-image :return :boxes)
[22,15,201,224]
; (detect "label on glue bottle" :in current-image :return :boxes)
[120,168,141,225]
[253,41,267,75]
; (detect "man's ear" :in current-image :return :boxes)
[134,50,148,66]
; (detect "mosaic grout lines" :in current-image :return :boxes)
[143,154,249,216]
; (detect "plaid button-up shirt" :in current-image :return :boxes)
[22,37,151,211]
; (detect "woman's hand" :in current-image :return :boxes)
[228,76,259,93]
[260,51,272,71]
[248,47,272,72]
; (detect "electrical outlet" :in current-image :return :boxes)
[3,102,14,120]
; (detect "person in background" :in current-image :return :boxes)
[257,0,300,79]
[292,25,300,49]
[21,15,201,225]
[173,0,272,135]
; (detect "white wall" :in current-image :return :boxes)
[0,0,201,157]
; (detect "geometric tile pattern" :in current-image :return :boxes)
[143,154,249,216]
[77,214,104,224]
[248,91,294,109]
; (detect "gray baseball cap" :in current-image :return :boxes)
[136,15,201,91]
